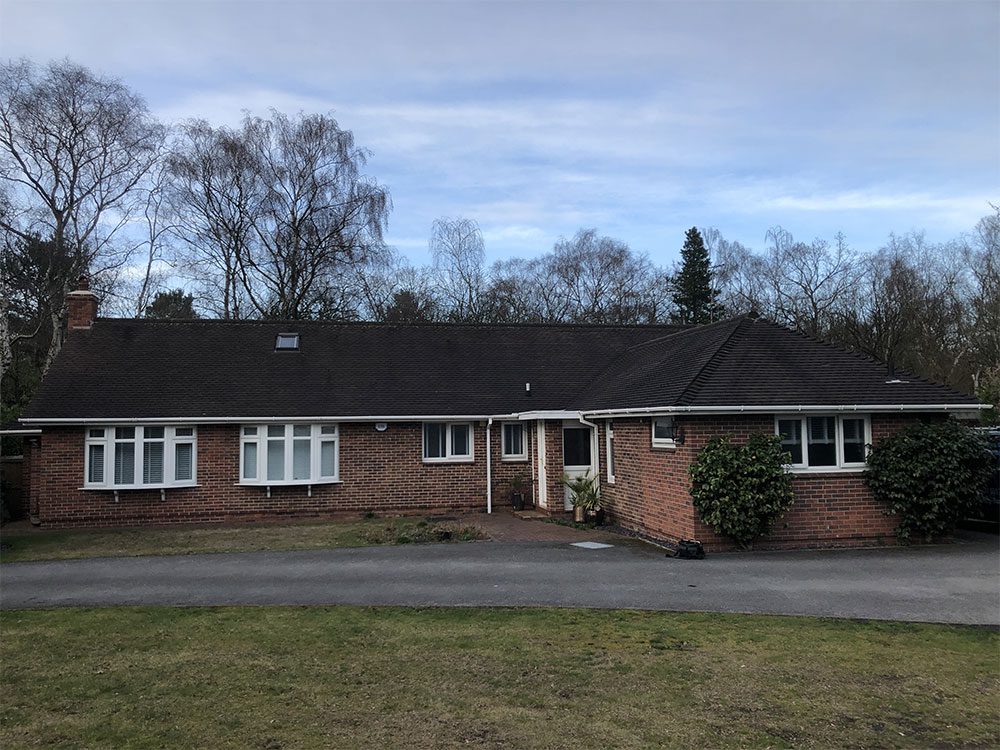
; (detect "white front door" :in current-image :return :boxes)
[562,422,596,511]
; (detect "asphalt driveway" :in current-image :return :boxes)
[3,534,997,624]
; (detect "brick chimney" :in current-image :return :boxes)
[66,275,98,331]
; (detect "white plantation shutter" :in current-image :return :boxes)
[267,439,284,481]
[243,442,258,480]
[114,442,135,484]
[320,440,337,477]
[239,423,337,484]
[88,444,105,483]
[175,443,193,481]
[293,438,311,480]
[143,441,164,483]
[84,425,195,488]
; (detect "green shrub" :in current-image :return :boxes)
[865,420,993,542]
[688,434,796,549]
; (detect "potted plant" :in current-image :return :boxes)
[561,473,602,524]
[508,472,529,511]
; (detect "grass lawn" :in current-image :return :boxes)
[0,517,486,563]
[1,607,996,749]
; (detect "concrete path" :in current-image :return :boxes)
[3,534,998,624]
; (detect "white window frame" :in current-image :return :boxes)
[651,416,676,449]
[423,422,475,463]
[774,414,871,473]
[500,421,527,461]
[605,421,616,484]
[83,425,197,490]
[239,423,340,485]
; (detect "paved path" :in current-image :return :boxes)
[3,535,997,624]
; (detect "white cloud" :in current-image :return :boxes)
[6,0,993,261]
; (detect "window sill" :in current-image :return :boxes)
[423,458,475,464]
[651,442,677,451]
[501,456,528,463]
[786,466,866,475]
[238,479,342,486]
[80,483,199,491]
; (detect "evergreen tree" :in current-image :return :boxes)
[145,289,198,319]
[672,227,721,324]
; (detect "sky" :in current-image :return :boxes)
[2,0,998,266]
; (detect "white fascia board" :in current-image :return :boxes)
[0,428,42,435]
[20,402,991,426]
[581,403,992,418]
[513,410,582,421]
[19,414,493,426]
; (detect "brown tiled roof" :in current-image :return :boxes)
[21,316,977,421]
[577,316,976,410]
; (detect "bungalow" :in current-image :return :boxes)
[9,278,989,549]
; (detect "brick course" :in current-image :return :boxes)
[33,422,535,527]
[30,413,940,549]
[599,413,928,551]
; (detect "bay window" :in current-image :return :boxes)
[775,415,870,470]
[84,426,197,489]
[241,424,339,485]
[423,422,474,462]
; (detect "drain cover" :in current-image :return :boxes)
[571,541,613,549]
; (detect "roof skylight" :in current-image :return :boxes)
[275,333,300,351]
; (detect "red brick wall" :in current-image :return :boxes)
[29,413,935,546]
[600,413,927,551]
[488,420,536,511]
[33,422,514,528]
[542,420,570,513]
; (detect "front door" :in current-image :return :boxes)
[562,423,595,511]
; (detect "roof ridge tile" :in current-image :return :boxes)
[675,317,748,406]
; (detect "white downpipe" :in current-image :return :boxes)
[536,421,548,510]
[485,417,493,514]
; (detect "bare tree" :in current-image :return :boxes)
[129,162,176,317]
[238,112,390,319]
[549,229,670,324]
[711,234,770,315]
[761,227,860,338]
[352,246,437,322]
[166,120,256,318]
[484,257,545,323]
[0,59,165,368]
[430,217,488,322]
[967,207,1000,393]
[167,111,390,319]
